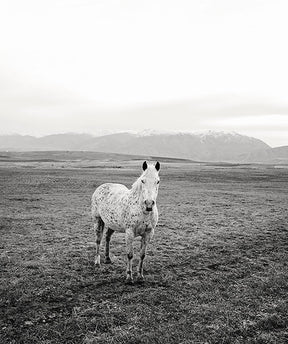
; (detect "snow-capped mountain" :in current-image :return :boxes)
[135,129,178,137]
[134,129,243,138]
[0,130,273,162]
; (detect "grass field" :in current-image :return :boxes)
[0,156,288,343]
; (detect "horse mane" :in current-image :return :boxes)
[131,175,142,193]
[130,164,157,197]
[131,171,145,197]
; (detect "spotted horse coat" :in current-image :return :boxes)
[91,161,160,284]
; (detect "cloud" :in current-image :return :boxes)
[0,1,288,146]
[1,73,287,143]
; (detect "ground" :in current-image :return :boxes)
[0,155,288,344]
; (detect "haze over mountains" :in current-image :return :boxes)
[0,130,287,164]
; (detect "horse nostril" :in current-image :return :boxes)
[144,200,155,208]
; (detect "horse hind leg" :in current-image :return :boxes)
[94,216,104,266]
[104,228,114,264]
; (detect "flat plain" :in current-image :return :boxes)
[0,154,288,344]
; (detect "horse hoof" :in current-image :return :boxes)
[136,275,145,284]
[104,257,112,264]
[125,277,134,285]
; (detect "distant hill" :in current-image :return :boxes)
[240,146,288,164]
[0,151,191,164]
[0,130,274,162]
[78,130,269,162]
[0,133,93,151]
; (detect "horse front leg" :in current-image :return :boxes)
[137,231,152,282]
[125,229,134,284]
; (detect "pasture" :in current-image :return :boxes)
[0,155,288,343]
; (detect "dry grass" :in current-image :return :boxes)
[0,159,288,343]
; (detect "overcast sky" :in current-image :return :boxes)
[0,0,287,147]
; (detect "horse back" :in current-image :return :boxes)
[92,183,128,216]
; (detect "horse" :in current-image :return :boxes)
[91,161,160,283]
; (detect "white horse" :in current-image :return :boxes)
[91,161,160,283]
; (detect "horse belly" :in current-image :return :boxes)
[100,209,126,232]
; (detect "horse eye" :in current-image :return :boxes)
[157,180,160,184]
[141,180,145,184]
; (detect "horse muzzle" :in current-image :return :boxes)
[144,200,155,212]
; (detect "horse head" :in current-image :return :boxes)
[140,161,160,212]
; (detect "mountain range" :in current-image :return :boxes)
[0,130,287,164]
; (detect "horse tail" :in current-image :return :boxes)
[91,190,99,220]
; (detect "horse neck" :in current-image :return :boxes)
[129,176,143,202]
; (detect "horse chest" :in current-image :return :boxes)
[135,225,151,236]
[132,220,151,237]
[132,210,157,236]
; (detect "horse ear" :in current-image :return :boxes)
[155,161,160,171]
[142,161,148,171]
